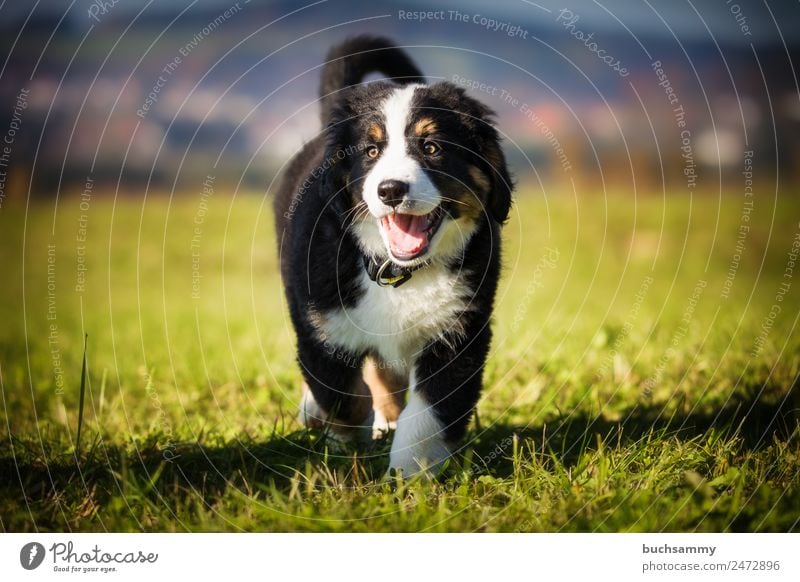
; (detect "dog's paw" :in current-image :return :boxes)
[298,388,327,429]
[299,389,374,448]
[371,408,397,440]
[386,391,450,478]
[386,437,450,478]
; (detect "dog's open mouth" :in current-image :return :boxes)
[379,207,443,261]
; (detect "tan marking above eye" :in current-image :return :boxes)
[367,123,384,142]
[414,118,438,136]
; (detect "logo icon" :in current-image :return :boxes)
[20,542,46,570]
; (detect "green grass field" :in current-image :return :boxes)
[1,188,799,532]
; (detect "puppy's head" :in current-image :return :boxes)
[323,82,512,266]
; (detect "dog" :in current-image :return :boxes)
[273,36,512,477]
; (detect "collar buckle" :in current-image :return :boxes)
[364,256,419,288]
[374,258,412,288]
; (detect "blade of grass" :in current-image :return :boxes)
[76,333,88,457]
[98,367,107,418]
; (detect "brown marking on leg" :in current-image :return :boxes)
[363,357,407,423]
[299,376,373,436]
[343,373,374,426]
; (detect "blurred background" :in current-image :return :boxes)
[0,0,798,199]
[2,0,800,533]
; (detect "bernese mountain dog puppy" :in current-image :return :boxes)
[273,36,512,477]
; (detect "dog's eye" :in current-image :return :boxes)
[366,145,380,159]
[422,141,440,156]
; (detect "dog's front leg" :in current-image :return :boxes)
[388,326,491,478]
[296,335,372,442]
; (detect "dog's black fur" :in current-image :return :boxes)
[273,36,512,474]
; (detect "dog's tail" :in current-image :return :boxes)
[319,35,424,125]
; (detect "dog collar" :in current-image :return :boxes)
[363,256,425,288]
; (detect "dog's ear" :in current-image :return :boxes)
[481,132,513,224]
[467,96,513,224]
[433,83,513,224]
[320,143,348,199]
[319,107,353,208]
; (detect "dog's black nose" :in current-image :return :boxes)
[377,180,409,207]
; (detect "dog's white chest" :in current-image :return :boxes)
[313,267,471,366]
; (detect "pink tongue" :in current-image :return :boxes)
[384,213,429,258]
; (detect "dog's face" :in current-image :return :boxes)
[324,82,512,267]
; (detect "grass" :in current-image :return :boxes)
[0,187,798,532]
